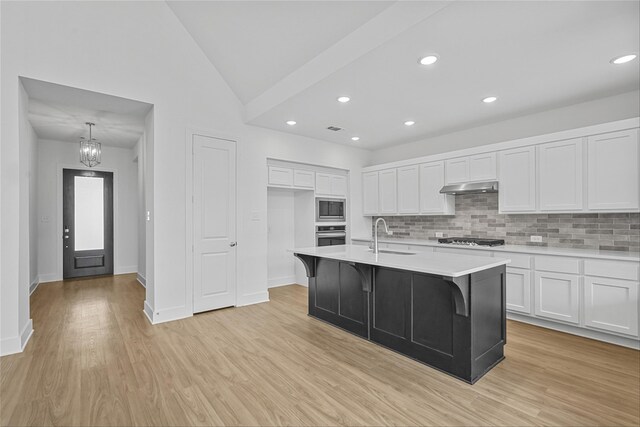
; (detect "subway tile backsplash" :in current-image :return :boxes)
[375,193,639,252]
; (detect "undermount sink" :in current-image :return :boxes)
[369,249,416,255]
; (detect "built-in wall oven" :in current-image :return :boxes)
[316,198,346,222]
[316,225,346,247]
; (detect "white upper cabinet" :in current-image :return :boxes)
[419,161,454,215]
[362,171,379,216]
[379,169,397,214]
[397,165,419,214]
[316,173,347,197]
[293,169,315,189]
[499,146,536,212]
[445,158,469,184]
[446,153,496,184]
[268,166,294,187]
[469,153,497,181]
[538,138,583,211]
[587,129,639,211]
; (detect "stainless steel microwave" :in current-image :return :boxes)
[316,198,346,222]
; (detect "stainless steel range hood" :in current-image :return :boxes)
[439,181,499,195]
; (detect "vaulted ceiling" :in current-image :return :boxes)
[168,1,639,149]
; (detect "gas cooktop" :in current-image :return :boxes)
[438,237,505,247]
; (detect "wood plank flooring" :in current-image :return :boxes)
[1,274,638,426]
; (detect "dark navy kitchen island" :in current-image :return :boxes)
[293,245,510,384]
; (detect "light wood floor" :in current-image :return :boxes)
[1,274,638,426]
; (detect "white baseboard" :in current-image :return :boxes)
[115,265,138,275]
[237,291,270,307]
[267,276,297,288]
[137,273,146,288]
[507,312,640,350]
[38,273,60,283]
[0,319,33,357]
[29,277,40,295]
[143,300,154,324]
[144,303,191,325]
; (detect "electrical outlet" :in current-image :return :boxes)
[387,230,393,235]
[530,235,543,243]
[435,232,444,238]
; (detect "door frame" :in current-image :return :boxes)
[54,163,119,282]
[184,127,238,315]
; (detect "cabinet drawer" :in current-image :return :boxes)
[268,166,293,186]
[293,169,314,188]
[535,256,580,274]
[500,252,531,269]
[584,259,639,281]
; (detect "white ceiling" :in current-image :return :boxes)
[167,1,394,103]
[169,1,640,149]
[22,78,152,149]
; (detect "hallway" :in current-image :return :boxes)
[1,275,638,426]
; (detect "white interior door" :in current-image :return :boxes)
[193,134,237,313]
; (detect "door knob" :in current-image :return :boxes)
[230,242,237,247]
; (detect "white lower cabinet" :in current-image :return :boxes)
[534,271,580,324]
[506,267,531,314]
[584,276,639,337]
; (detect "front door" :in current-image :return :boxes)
[63,169,114,279]
[193,134,237,313]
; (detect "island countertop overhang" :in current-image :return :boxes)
[290,245,510,278]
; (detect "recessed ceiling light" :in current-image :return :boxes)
[286,120,296,126]
[419,55,438,65]
[337,96,351,103]
[611,54,637,65]
[482,96,497,103]
[351,136,360,141]
[404,120,415,126]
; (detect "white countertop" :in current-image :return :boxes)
[351,237,640,262]
[291,245,510,278]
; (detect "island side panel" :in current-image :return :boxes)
[370,267,473,381]
[470,265,506,381]
[309,258,369,338]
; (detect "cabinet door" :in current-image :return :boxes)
[506,267,531,314]
[397,165,419,214]
[419,161,453,214]
[315,173,332,195]
[587,129,639,210]
[293,169,314,189]
[469,153,497,181]
[534,271,579,324]
[268,166,293,186]
[499,146,536,212]
[330,175,347,197]
[538,138,583,211]
[445,158,469,184]
[584,276,638,337]
[378,169,397,214]
[362,172,379,216]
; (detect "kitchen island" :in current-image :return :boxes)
[293,245,511,384]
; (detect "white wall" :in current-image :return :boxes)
[1,1,372,344]
[370,90,640,164]
[267,188,296,287]
[134,135,146,284]
[28,98,39,292]
[36,140,138,282]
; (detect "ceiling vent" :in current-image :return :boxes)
[326,126,343,132]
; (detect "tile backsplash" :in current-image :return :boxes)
[376,193,639,252]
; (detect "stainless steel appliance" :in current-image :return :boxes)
[316,198,346,222]
[438,237,505,246]
[316,225,346,247]
[440,181,498,195]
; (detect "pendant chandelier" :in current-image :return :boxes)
[79,122,101,167]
